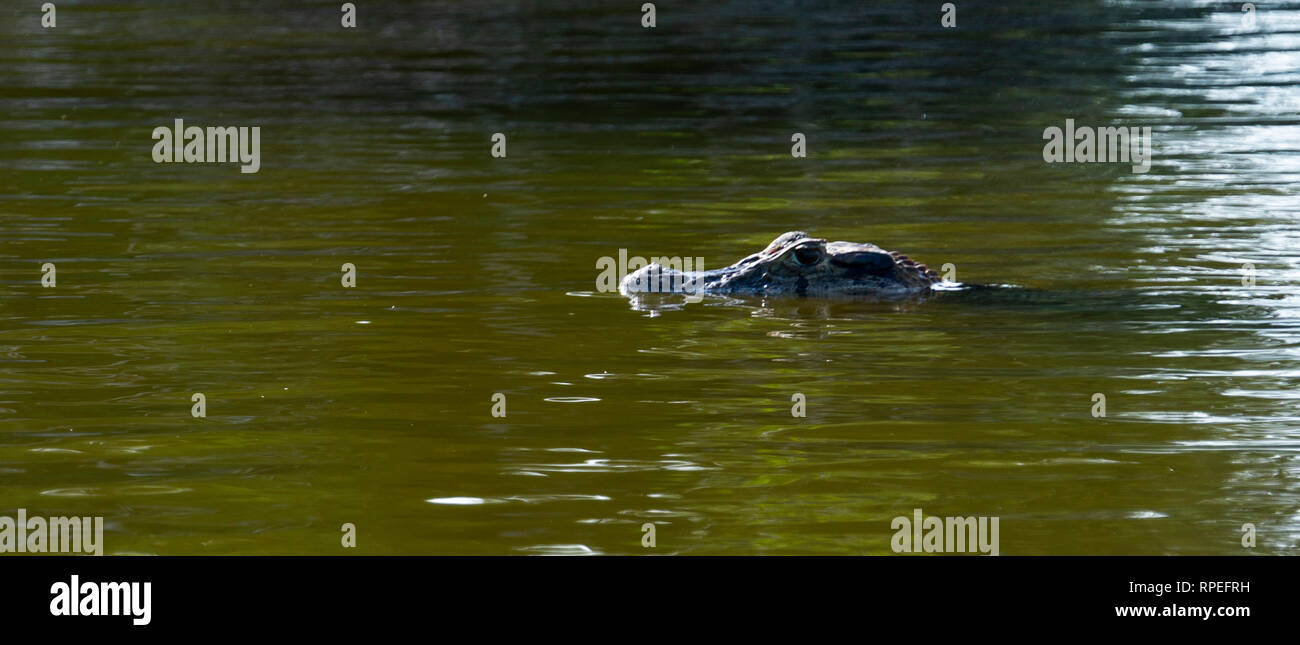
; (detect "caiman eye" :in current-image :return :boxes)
[793,245,823,266]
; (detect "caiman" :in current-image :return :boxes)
[619,231,945,300]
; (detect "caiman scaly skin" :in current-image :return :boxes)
[620,231,941,299]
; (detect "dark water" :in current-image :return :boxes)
[2,1,1299,554]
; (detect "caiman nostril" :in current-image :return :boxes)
[830,251,896,276]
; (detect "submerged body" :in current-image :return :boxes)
[620,231,943,300]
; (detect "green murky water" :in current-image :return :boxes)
[2,1,1299,554]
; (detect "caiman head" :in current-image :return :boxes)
[620,231,941,299]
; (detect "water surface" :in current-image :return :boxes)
[2,1,1299,554]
